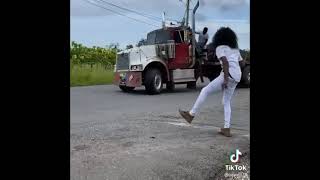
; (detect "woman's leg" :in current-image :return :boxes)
[222,78,238,128]
[190,74,224,116]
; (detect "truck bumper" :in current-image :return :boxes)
[113,71,142,87]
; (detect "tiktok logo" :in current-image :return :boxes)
[230,149,242,163]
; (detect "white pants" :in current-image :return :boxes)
[190,73,238,128]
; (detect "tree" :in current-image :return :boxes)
[126,44,133,49]
[136,38,147,47]
[70,41,117,68]
[240,49,250,62]
[106,43,119,50]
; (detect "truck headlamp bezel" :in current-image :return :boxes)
[130,64,143,71]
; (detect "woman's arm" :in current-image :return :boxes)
[221,56,229,89]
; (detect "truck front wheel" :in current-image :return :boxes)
[144,68,163,94]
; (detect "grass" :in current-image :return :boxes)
[70,64,114,87]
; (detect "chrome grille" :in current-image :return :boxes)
[116,53,129,70]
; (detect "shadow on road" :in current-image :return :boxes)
[115,85,249,96]
[115,87,202,96]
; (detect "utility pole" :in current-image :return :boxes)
[185,0,190,27]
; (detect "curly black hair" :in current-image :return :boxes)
[212,27,238,49]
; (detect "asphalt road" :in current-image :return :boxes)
[71,79,250,180]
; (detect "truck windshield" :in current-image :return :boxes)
[146,29,171,45]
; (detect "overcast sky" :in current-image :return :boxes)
[71,0,250,49]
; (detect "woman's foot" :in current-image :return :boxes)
[219,128,232,137]
[179,109,194,123]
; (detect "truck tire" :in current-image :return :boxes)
[166,81,175,91]
[186,67,198,89]
[187,81,197,89]
[208,76,215,82]
[119,86,135,92]
[144,68,163,94]
[208,71,220,82]
[241,65,250,87]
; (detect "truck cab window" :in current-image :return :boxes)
[174,30,184,43]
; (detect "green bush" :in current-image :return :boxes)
[70,41,117,68]
[70,42,117,86]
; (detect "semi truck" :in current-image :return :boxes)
[113,0,250,94]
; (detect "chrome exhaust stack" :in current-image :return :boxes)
[189,0,199,68]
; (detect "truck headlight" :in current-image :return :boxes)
[130,64,143,71]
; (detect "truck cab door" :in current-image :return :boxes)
[168,30,190,69]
